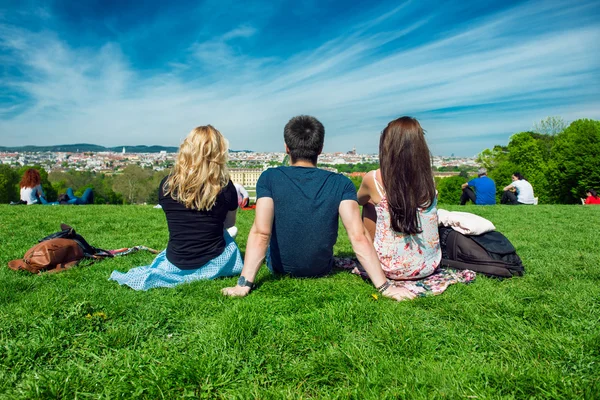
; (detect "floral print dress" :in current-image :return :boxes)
[335,170,475,297]
[371,174,441,280]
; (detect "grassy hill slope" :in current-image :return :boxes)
[0,205,598,399]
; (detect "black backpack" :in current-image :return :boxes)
[38,223,112,258]
[438,227,524,278]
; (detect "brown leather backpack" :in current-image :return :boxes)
[8,238,85,274]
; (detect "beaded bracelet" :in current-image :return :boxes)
[376,280,391,293]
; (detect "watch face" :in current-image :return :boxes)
[237,276,246,286]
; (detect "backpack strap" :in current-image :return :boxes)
[38,224,114,258]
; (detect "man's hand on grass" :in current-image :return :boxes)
[221,285,251,297]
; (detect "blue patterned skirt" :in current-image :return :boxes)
[109,231,243,291]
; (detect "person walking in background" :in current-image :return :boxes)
[460,167,496,205]
[233,182,249,208]
[501,172,536,205]
[110,125,243,290]
[19,168,46,205]
[345,116,474,298]
[222,115,410,300]
[584,189,600,205]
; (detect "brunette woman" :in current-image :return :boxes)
[342,117,475,298]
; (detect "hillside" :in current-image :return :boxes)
[0,204,598,398]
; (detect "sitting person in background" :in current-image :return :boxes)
[18,168,94,206]
[584,189,600,205]
[110,125,243,290]
[350,116,474,298]
[460,167,496,205]
[501,173,536,205]
[222,115,409,300]
[19,168,46,205]
[233,182,249,208]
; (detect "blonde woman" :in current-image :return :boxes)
[110,126,243,290]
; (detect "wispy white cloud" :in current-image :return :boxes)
[222,25,257,40]
[0,0,598,155]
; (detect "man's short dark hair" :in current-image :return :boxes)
[284,115,325,164]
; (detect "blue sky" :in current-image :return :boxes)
[0,0,599,156]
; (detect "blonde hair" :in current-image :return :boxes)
[164,125,230,210]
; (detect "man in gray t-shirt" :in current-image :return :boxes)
[222,115,410,300]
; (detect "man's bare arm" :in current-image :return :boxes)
[338,200,415,300]
[222,197,274,297]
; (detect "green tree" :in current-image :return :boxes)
[547,119,600,203]
[477,145,508,171]
[349,176,363,191]
[146,170,170,205]
[85,174,120,204]
[532,116,566,136]
[96,174,123,204]
[0,165,19,203]
[112,165,153,204]
[436,176,466,204]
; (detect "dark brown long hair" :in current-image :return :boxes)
[20,168,41,188]
[379,117,436,235]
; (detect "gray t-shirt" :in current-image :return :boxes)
[256,166,357,277]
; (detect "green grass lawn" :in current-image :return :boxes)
[0,204,599,399]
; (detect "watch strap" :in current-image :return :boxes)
[237,276,255,289]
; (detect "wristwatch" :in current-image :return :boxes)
[237,276,255,290]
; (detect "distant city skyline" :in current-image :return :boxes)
[1,0,599,156]
[0,143,473,157]
[0,148,477,176]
